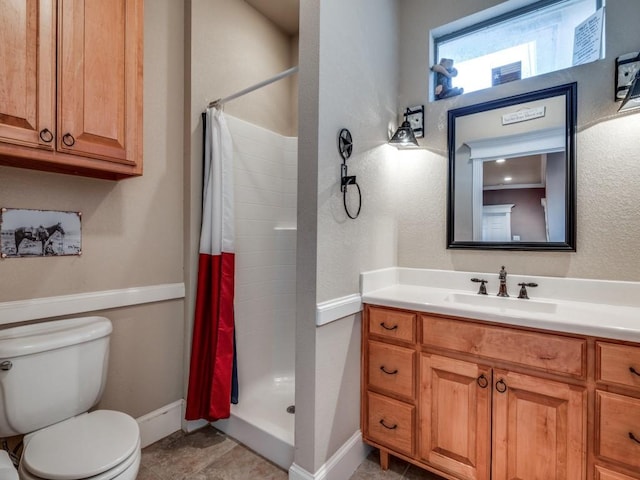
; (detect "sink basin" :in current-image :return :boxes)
[445,292,558,314]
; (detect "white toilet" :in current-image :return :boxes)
[0,317,141,480]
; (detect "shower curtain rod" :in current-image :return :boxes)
[208,66,299,109]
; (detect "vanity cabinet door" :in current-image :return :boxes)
[420,354,491,480]
[491,369,586,480]
[0,0,55,150]
[58,0,142,168]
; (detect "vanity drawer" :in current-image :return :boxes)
[596,391,640,470]
[421,315,586,377]
[368,307,416,344]
[368,340,415,399]
[366,391,414,456]
[597,342,640,390]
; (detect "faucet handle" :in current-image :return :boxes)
[471,278,488,295]
[517,282,538,299]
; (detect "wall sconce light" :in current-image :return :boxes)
[615,52,640,112]
[389,105,424,148]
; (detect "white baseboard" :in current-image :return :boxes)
[182,417,210,433]
[289,430,370,480]
[136,399,184,448]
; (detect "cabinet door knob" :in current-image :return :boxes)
[380,322,398,331]
[62,133,76,147]
[379,419,398,430]
[630,432,640,444]
[380,365,398,375]
[630,366,640,377]
[495,379,507,393]
[477,374,489,388]
[39,128,54,143]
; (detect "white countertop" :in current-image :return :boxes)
[360,268,640,343]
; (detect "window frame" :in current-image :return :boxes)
[432,0,604,96]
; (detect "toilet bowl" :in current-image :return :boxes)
[0,317,141,480]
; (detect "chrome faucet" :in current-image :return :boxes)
[497,266,509,297]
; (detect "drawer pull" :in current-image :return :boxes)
[477,374,489,389]
[379,419,398,430]
[630,366,640,377]
[630,432,640,444]
[380,322,398,331]
[495,378,507,393]
[380,365,398,375]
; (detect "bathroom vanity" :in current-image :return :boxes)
[360,268,640,480]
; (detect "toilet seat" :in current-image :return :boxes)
[20,410,140,480]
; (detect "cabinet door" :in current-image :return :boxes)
[492,369,586,480]
[58,0,142,167]
[420,354,491,480]
[0,0,55,149]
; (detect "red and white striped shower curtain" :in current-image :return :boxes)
[185,107,236,421]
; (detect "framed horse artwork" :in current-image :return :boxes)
[0,208,82,258]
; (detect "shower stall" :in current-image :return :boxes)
[213,114,297,470]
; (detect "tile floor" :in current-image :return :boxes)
[139,426,445,479]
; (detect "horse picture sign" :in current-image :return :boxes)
[0,208,81,258]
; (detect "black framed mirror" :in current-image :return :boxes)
[447,83,577,251]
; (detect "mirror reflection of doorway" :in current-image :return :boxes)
[482,204,514,241]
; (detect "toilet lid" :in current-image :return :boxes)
[23,410,140,480]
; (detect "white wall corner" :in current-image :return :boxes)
[288,430,371,480]
[136,399,184,448]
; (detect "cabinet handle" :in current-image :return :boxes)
[39,128,53,143]
[630,366,640,377]
[380,322,398,331]
[477,374,489,388]
[380,365,398,375]
[630,432,640,444]
[379,419,397,430]
[495,379,507,393]
[62,133,76,147]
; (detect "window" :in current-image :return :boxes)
[433,0,605,96]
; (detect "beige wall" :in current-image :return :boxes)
[0,0,186,419]
[396,0,640,281]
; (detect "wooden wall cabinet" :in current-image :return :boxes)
[362,304,640,480]
[0,0,143,180]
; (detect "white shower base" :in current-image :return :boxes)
[214,374,294,470]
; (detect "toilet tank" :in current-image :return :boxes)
[0,317,112,437]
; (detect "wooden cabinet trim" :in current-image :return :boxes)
[595,464,640,480]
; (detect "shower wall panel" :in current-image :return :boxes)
[227,115,297,389]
